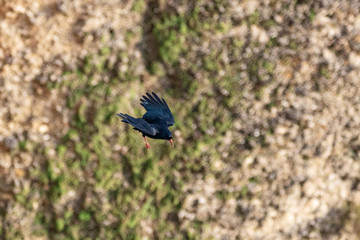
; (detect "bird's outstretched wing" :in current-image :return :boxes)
[117,113,158,136]
[140,92,175,126]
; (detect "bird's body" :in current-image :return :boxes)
[117,92,174,149]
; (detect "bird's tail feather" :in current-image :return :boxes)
[117,113,158,136]
[117,113,135,124]
[117,113,144,129]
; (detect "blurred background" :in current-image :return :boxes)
[1,0,360,239]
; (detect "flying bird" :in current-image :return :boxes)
[117,92,174,149]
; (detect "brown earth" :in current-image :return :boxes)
[1,0,360,239]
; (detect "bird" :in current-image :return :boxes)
[117,92,174,149]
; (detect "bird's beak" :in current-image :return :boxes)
[169,139,174,148]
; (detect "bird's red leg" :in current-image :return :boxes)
[144,136,151,149]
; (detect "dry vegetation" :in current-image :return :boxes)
[1,0,360,239]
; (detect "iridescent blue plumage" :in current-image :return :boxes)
[117,92,174,149]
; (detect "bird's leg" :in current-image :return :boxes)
[143,136,151,149]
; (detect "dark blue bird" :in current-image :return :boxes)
[117,92,174,149]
